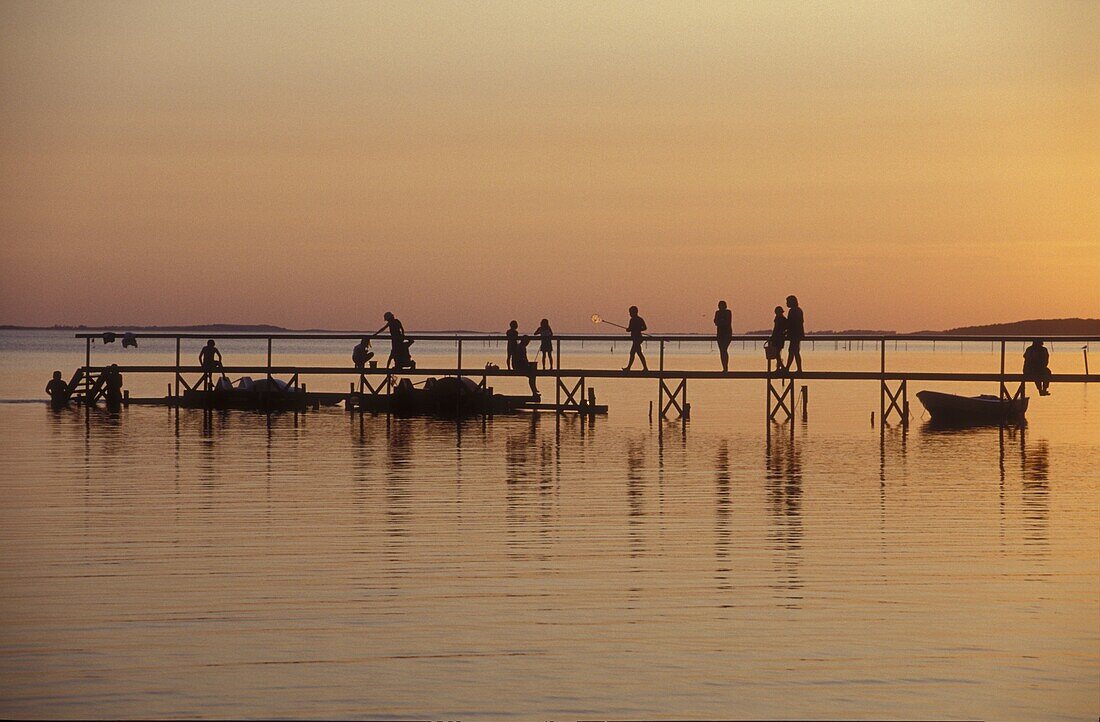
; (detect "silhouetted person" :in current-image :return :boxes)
[1023,340,1052,396]
[375,312,415,369]
[534,318,554,369]
[45,371,69,408]
[767,306,787,371]
[352,337,374,369]
[782,295,804,373]
[505,320,519,370]
[513,335,540,397]
[104,364,124,405]
[623,306,648,371]
[714,300,733,372]
[199,339,224,386]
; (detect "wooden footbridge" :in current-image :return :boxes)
[65,331,1096,427]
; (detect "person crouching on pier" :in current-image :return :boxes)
[1023,340,1052,396]
[352,337,374,369]
[45,371,69,409]
[622,306,648,371]
[782,295,804,374]
[199,339,224,387]
[513,335,540,398]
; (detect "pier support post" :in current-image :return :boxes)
[880,379,908,427]
[555,376,587,413]
[658,377,688,421]
[767,377,794,422]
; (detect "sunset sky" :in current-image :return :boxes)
[1,1,1097,332]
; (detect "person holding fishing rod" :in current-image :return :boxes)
[591,306,649,371]
[620,306,649,371]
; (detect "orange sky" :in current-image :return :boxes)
[1,1,1097,332]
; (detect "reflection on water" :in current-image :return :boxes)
[766,432,803,607]
[1,398,1097,720]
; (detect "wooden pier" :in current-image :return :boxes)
[66,331,1097,427]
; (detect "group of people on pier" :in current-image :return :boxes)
[44,304,1060,404]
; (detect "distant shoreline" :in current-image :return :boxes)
[1,318,1097,336]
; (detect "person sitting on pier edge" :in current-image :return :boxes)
[623,306,648,371]
[376,312,415,369]
[766,306,787,371]
[513,335,540,398]
[714,300,733,373]
[104,364,124,406]
[352,337,374,369]
[1023,340,1052,396]
[199,339,224,385]
[534,318,554,369]
[505,320,519,370]
[782,295,804,374]
[45,371,69,409]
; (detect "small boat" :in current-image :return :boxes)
[916,389,1028,424]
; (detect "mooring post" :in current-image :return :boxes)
[1084,346,1090,377]
[457,339,462,378]
[880,339,886,433]
[267,337,273,383]
[174,337,181,400]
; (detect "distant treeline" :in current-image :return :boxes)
[918,318,1100,336]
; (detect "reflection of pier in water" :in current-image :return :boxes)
[766,433,803,608]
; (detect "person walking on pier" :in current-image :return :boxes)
[376,312,415,369]
[534,318,554,369]
[506,320,519,370]
[1023,340,1052,396]
[513,335,540,397]
[714,300,733,372]
[623,306,648,371]
[199,339,224,386]
[782,295,805,374]
[45,371,69,409]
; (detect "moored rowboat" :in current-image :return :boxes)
[916,390,1028,424]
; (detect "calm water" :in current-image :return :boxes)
[1,331,1097,719]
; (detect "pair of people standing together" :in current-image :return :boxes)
[713,295,805,373]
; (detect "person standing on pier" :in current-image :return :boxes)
[376,312,415,369]
[533,318,554,369]
[714,300,733,372]
[45,371,69,409]
[767,306,788,370]
[1023,340,1052,396]
[622,306,649,371]
[782,295,805,374]
[505,320,519,370]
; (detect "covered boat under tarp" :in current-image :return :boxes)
[916,390,1028,424]
[354,376,533,417]
[181,376,324,410]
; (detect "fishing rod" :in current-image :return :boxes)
[590,314,653,338]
